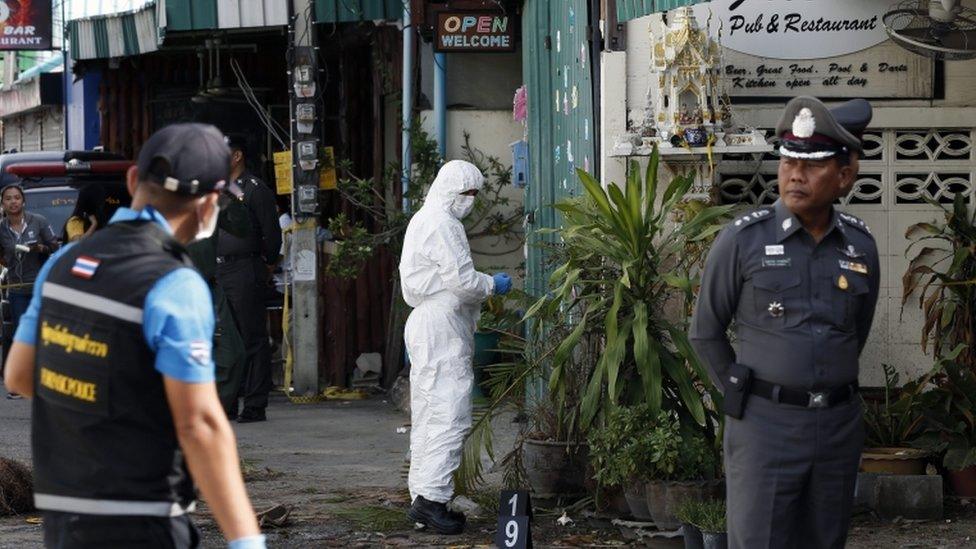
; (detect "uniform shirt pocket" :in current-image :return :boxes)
[829,269,870,332]
[749,270,803,329]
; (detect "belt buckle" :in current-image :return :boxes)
[807,392,829,408]
[216,256,225,264]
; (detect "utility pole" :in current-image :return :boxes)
[289,0,320,395]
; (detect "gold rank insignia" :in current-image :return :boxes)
[839,260,869,275]
[838,274,849,290]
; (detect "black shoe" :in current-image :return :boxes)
[407,496,465,535]
[237,408,266,423]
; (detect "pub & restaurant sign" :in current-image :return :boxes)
[435,11,515,53]
[0,0,52,50]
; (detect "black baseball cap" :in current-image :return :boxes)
[136,123,231,196]
[775,96,873,159]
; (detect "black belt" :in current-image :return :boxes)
[750,378,858,409]
[216,252,258,264]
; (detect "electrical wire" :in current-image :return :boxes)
[230,59,288,139]
[230,58,289,149]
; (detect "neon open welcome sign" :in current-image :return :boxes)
[435,11,516,53]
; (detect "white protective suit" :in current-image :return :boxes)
[400,160,495,504]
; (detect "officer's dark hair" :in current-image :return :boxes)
[835,152,851,167]
[226,135,248,158]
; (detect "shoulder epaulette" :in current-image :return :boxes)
[838,212,872,236]
[730,207,774,231]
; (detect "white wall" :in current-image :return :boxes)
[420,109,526,284]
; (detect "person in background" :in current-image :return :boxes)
[399,160,512,534]
[216,136,281,423]
[187,179,251,420]
[0,183,59,399]
[3,123,265,549]
[63,183,107,242]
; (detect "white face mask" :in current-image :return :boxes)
[192,200,221,243]
[451,195,476,219]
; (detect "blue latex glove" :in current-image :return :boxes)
[228,535,266,549]
[492,273,512,295]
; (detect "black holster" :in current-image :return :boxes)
[722,363,753,419]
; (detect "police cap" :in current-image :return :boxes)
[775,96,873,160]
[137,123,231,196]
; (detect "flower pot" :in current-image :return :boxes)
[683,127,708,147]
[646,480,725,531]
[600,485,632,516]
[947,465,976,497]
[623,483,653,521]
[682,523,705,549]
[702,531,728,549]
[860,447,929,475]
[522,439,587,499]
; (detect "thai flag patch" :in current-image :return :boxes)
[70,256,101,279]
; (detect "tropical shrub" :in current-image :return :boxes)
[525,146,733,432]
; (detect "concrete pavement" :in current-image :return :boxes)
[0,393,414,547]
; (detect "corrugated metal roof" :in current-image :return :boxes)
[164,0,289,31]
[616,0,708,23]
[163,0,218,31]
[217,0,289,28]
[314,0,403,23]
[68,4,160,60]
[68,0,290,61]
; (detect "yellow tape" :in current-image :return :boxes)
[0,282,35,291]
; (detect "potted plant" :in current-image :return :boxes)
[694,499,727,549]
[455,148,729,501]
[674,499,705,549]
[521,387,591,500]
[524,146,731,450]
[588,403,660,520]
[916,349,976,495]
[642,412,722,531]
[860,364,930,474]
[902,194,976,493]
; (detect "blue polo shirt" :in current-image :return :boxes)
[14,207,216,383]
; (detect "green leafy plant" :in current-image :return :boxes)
[587,403,657,487]
[525,145,733,434]
[916,345,976,471]
[477,291,528,335]
[674,499,704,526]
[861,364,928,448]
[644,411,719,481]
[902,195,976,470]
[693,499,727,533]
[902,194,976,370]
[588,406,720,490]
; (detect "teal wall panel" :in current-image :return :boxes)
[314,0,402,23]
[523,0,596,297]
[166,0,218,31]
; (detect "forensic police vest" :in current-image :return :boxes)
[31,220,197,516]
